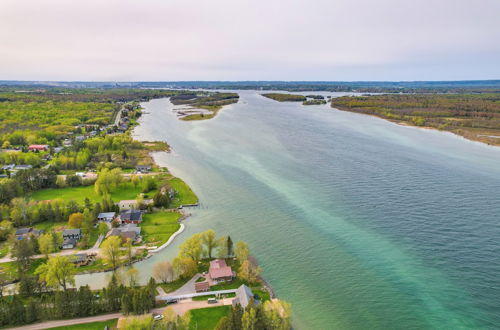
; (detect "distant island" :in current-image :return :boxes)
[262,93,306,102]
[331,93,500,146]
[170,92,239,121]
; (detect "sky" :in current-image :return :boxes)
[1,0,499,81]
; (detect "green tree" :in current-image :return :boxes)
[238,260,262,284]
[178,233,203,261]
[242,307,258,330]
[35,256,76,291]
[98,222,109,237]
[172,257,197,278]
[235,241,250,262]
[201,229,218,259]
[38,232,56,258]
[68,212,84,228]
[101,236,121,269]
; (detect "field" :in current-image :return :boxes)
[140,211,181,246]
[46,319,118,330]
[331,93,500,146]
[29,181,148,204]
[188,306,231,330]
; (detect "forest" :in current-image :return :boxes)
[331,93,500,145]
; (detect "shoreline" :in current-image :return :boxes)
[331,105,500,148]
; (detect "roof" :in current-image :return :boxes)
[63,228,81,236]
[107,228,120,237]
[120,231,137,241]
[63,237,77,246]
[98,212,116,218]
[195,281,210,291]
[120,224,141,234]
[71,253,88,263]
[28,144,48,149]
[16,228,32,235]
[209,259,234,279]
[120,210,142,221]
[232,285,256,309]
[136,165,151,169]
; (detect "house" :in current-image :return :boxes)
[106,228,121,238]
[97,212,116,222]
[15,227,42,240]
[119,210,143,224]
[208,259,235,284]
[71,253,92,267]
[62,139,73,147]
[118,199,153,210]
[120,231,138,243]
[28,144,49,152]
[62,238,77,249]
[119,223,141,235]
[232,285,259,309]
[195,281,210,292]
[136,165,151,173]
[63,228,82,240]
[118,200,138,210]
[75,135,86,141]
[2,164,15,171]
[14,165,33,171]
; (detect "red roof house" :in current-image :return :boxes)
[208,259,235,283]
[28,144,49,151]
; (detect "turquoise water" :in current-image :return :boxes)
[79,91,500,329]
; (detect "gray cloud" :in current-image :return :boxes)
[1,0,499,80]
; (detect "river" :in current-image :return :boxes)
[76,91,500,329]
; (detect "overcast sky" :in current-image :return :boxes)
[1,0,499,81]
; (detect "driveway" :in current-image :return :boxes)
[168,297,233,315]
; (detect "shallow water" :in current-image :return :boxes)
[77,91,500,329]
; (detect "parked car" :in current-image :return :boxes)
[153,314,164,321]
[166,298,178,304]
[208,297,218,304]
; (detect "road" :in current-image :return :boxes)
[0,235,104,264]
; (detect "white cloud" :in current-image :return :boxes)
[0,0,499,80]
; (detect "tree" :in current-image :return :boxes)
[227,236,234,257]
[178,233,203,261]
[11,238,35,271]
[235,241,249,262]
[35,256,76,291]
[98,222,109,237]
[0,220,13,241]
[263,299,292,330]
[152,261,174,284]
[68,212,84,228]
[242,307,258,330]
[126,267,139,287]
[124,238,133,265]
[201,229,218,259]
[238,260,262,284]
[38,233,57,258]
[131,174,140,188]
[101,236,121,270]
[172,257,197,278]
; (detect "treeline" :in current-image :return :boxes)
[215,299,291,330]
[331,93,500,144]
[170,92,239,108]
[262,93,306,102]
[0,275,157,327]
[0,167,57,204]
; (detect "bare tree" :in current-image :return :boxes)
[153,261,174,283]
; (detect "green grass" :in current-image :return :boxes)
[29,182,148,204]
[169,177,198,207]
[140,211,181,246]
[33,221,67,232]
[192,293,235,301]
[0,241,9,258]
[0,258,47,282]
[189,306,231,330]
[46,318,118,330]
[209,278,251,291]
[158,277,191,293]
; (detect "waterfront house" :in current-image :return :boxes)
[118,200,138,210]
[97,212,116,222]
[28,144,49,152]
[62,238,77,249]
[136,165,151,173]
[119,223,141,235]
[195,281,210,292]
[232,285,259,309]
[106,228,121,238]
[120,230,138,243]
[208,259,235,284]
[71,253,93,267]
[119,209,143,224]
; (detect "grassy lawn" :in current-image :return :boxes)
[188,306,230,330]
[0,241,9,258]
[47,319,118,330]
[192,293,235,301]
[140,211,181,246]
[0,258,47,282]
[169,178,198,207]
[158,277,190,293]
[33,221,67,232]
[209,278,251,291]
[29,182,149,204]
